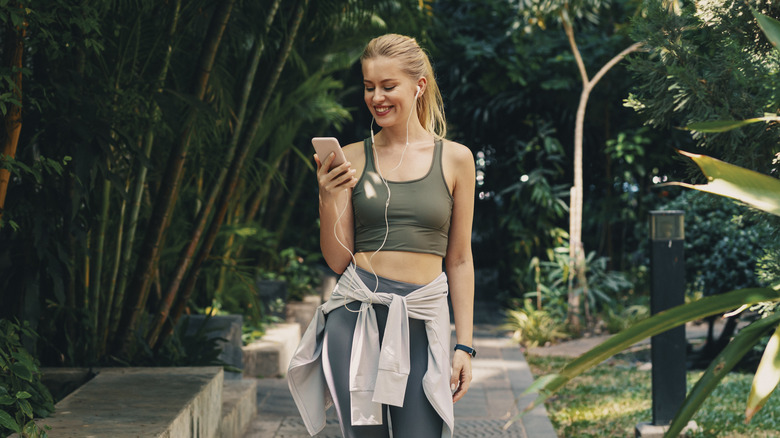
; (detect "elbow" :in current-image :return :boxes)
[445,252,473,272]
[325,256,350,275]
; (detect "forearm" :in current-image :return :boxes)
[446,255,474,347]
[319,190,354,274]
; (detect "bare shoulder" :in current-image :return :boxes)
[442,139,475,171]
[343,139,367,175]
[342,140,364,160]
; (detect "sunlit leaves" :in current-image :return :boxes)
[753,8,780,49]
[686,116,780,133]
[745,324,780,423]
[668,151,780,217]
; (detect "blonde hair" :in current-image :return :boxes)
[360,34,447,139]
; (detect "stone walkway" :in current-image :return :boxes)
[241,322,557,438]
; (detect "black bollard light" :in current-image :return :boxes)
[636,210,697,437]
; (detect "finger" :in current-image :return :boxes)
[322,171,356,193]
[333,168,357,187]
[453,385,469,402]
[452,373,472,402]
[317,152,336,175]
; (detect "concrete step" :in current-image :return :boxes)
[17,367,224,438]
[242,323,300,378]
[218,379,258,438]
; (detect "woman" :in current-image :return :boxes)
[288,34,475,438]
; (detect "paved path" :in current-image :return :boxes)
[241,323,557,438]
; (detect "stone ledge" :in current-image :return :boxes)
[218,379,258,438]
[242,323,301,378]
[17,367,224,438]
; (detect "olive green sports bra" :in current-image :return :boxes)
[352,137,453,257]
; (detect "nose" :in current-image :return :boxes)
[371,89,385,103]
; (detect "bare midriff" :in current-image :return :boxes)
[354,251,443,285]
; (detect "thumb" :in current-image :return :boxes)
[450,367,460,391]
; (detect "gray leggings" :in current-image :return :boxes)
[322,267,444,438]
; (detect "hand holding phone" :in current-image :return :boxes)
[312,137,346,171]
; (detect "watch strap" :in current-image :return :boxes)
[454,343,476,357]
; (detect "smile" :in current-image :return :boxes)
[374,106,392,115]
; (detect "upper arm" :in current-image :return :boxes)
[444,141,476,264]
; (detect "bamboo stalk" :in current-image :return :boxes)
[101,178,127,356]
[0,2,25,228]
[115,0,234,356]
[109,0,182,344]
[146,0,283,348]
[90,168,111,353]
[164,0,309,343]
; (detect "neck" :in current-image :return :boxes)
[373,121,431,149]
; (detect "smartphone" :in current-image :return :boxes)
[311,137,346,170]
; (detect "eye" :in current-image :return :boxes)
[365,86,375,92]
[383,86,396,91]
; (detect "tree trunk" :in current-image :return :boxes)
[164,0,309,344]
[114,0,235,357]
[562,14,643,332]
[0,3,25,228]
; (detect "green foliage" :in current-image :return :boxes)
[520,246,634,325]
[659,190,772,297]
[503,300,568,348]
[0,0,430,366]
[116,316,233,371]
[0,320,54,438]
[522,4,780,436]
[430,0,670,299]
[627,0,780,169]
[600,299,649,333]
[496,120,570,286]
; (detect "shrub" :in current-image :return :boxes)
[502,300,568,348]
[0,320,54,438]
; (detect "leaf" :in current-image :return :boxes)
[10,363,33,382]
[664,312,780,437]
[0,409,21,433]
[14,391,32,400]
[668,151,780,217]
[753,8,780,49]
[686,117,777,133]
[18,399,32,419]
[510,286,780,425]
[745,324,780,422]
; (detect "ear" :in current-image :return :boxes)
[416,77,427,97]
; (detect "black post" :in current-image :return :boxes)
[649,211,686,425]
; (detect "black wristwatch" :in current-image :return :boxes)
[454,344,476,358]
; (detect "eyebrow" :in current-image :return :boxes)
[363,78,400,84]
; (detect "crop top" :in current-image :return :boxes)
[352,137,453,257]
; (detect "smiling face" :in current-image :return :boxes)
[362,56,421,129]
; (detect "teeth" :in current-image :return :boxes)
[375,106,391,113]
